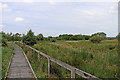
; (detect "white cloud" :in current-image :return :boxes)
[4,8,11,12]
[2,4,8,8]
[0,0,119,2]
[99,26,108,30]
[2,2,117,37]
[85,11,96,16]
[0,3,12,12]
[108,5,117,14]
[23,0,33,4]
[0,25,5,28]
[74,8,97,18]
[0,3,9,8]
[15,17,24,22]
[49,0,56,6]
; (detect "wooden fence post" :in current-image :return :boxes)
[71,68,76,79]
[48,57,50,77]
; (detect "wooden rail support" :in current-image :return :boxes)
[48,57,50,77]
[71,68,76,79]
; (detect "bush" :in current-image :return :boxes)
[50,38,56,42]
[90,36,102,43]
[108,45,115,50]
[1,38,8,47]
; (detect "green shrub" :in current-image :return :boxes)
[108,45,115,50]
[90,36,102,43]
[1,38,8,47]
[50,38,56,42]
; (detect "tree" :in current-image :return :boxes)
[50,38,56,42]
[71,35,84,40]
[99,32,106,38]
[36,34,43,41]
[57,37,62,40]
[59,34,73,40]
[91,32,106,38]
[48,36,52,40]
[1,38,8,47]
[14,33,21,41]
[0,31,7,39]
[71,35,79,40]
[83,35,91,40]
[6,32,13,41]
[23,29,37,46]
[90,36,102,43]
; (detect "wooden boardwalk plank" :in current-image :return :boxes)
[7,44,34,79]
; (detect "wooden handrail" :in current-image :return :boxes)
[17,42,101,80]
[18,45,38,80]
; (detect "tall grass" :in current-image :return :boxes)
[2,43,14,78]
[16,40,118,79]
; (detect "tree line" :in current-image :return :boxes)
[0,29,117,46]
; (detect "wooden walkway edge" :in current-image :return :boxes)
[5,43,37,80]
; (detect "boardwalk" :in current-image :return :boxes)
[5,42,100,80]
[7,44,34,79]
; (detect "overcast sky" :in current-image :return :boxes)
[0,1,118,37]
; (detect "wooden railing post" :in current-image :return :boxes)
[71,68,76,79]
[47,57,50,77]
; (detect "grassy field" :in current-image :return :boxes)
[16,40,118,79]
[2,43,14,78]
